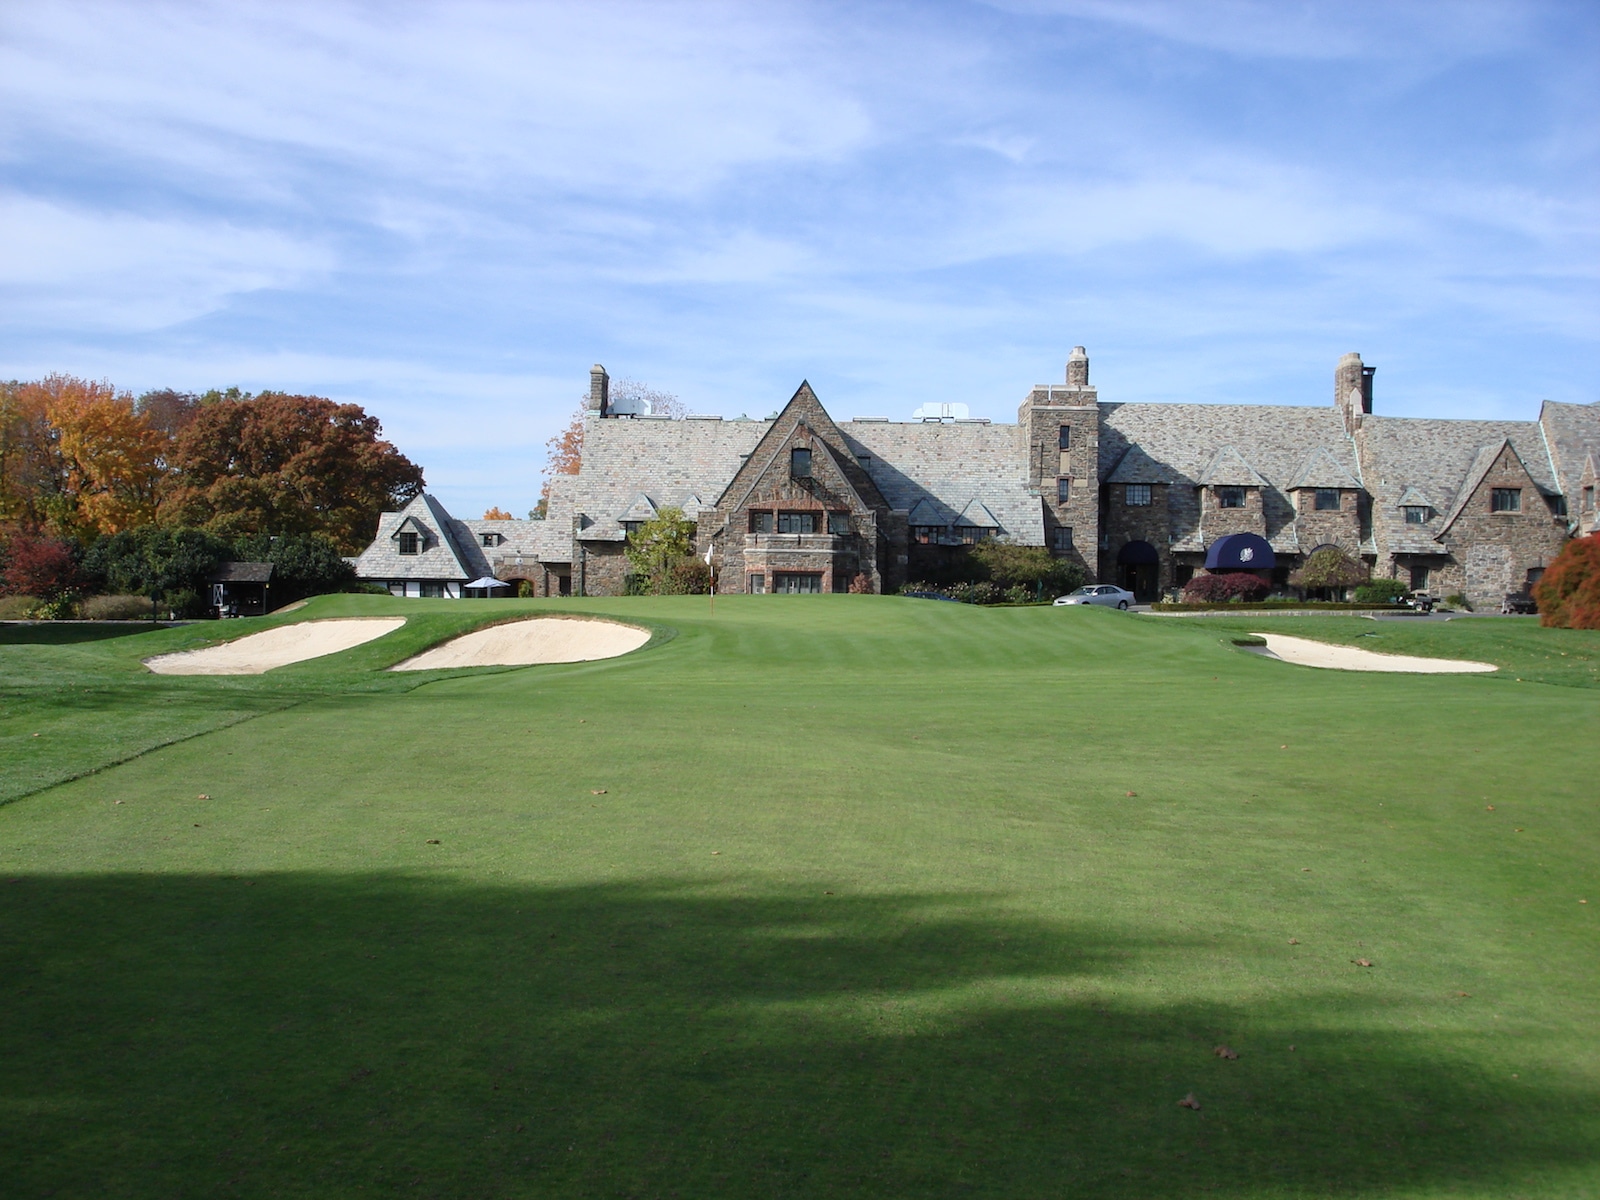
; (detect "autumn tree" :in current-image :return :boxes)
[0,375,164,540]
[539,379,685,509]
[482,506,514,520]
[1534,534,1600,629]
[0,530,82,600]
[162,392,425,552]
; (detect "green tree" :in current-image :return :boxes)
[1291,546,1366,595]
[967,538,1086,597]
[230,531,357,605]
[624,507,706,594]
[82,527,233,619]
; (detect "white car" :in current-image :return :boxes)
[1054,584,1136,609]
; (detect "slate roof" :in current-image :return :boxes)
[209,561,274,584]
[1537,400,1600,529]
[1359,416,1559,557]
[1098,403,1359,490]
[569,415,771,543]
[354,493,548,581]
[1288,447,1363,491]
[1105,444,1179,485]
[1197,445,1269,488]
[841,421,1043,543]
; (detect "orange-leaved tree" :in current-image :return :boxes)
[538,380,684,512]
[482,506,514,520]
[0,375,165,539]
[1534,534,1600,629]
[163,392,425,552]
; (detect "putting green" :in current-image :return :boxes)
[1,594,1595,1198]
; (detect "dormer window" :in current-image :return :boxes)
[960,527,993,545]
[1217,486,1246,509]
[912,525,941,545]
[791,447,812,478]
[480,532,500,547]
[1403,506,1430,525]
[398,531,420,555]
[1314,489,1340,511]
[1125,484,1151,507]
[622,521,644,536]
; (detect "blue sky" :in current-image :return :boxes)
[2,0,1596,519]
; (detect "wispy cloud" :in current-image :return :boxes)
[0,0,1594,518]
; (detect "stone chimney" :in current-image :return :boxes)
[1335,352,1374,433]
[588,364,610,416]
[1066,346,1090,389]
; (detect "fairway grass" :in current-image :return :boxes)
[1,596,1596,1197]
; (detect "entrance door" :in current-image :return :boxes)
[1119,563,1158,602]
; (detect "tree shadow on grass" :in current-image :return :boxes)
[0,623,174,646]
[1,874,1593,1198]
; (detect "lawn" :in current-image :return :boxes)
[1,595,1596,1198]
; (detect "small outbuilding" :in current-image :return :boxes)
[208,562,275,617]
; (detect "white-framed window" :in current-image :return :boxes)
[1125,484,1152,507]
[480,532,499,547]
[773,572,823,594]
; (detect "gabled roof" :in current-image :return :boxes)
[679,493,707,519]
[1581,451,1598,485]
[1287,447,1362,491]
[1105,444,1178,485]
[1437,438,1542,535]
[1395,485,1433,508]
[353,493,480,581]
[1197,445,1268,488]
[617,493,659,523]
[954,499,1001,528]
[717,381,886,518]
[906,497,943,526]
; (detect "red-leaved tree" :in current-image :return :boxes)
[0,530,82,599]
[163,393,425,552]
[1534,535,1600,629]
[1182,572,1272,603]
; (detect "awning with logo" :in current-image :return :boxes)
[1203,532,1276,571]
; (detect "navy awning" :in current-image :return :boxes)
[1116,540,1160,565]
[1203,532,1275,570]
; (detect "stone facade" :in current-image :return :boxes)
[355,350,1598,610]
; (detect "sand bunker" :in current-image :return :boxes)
[145,618,406,675]
[391,618,650,671]
[1250,632,1496,674]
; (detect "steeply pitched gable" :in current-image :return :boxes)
[1287,446,1362,491]
[716,381,888,516]
[1197,445,1268,488]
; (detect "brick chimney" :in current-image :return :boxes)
[588,364,610,416]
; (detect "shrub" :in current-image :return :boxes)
[1534,535,1600,629]
[847,572,873,594]
[1182,572,1271,603]
[1353,577,1408,604]
[1445,592,1472,611]
[967,538,1086,595]
[659,557,710,595]
[0,595,40,619]
[81,594,158,620]
[1291,546,1366,593]
[0,531,83,600]
[516,580,535,599]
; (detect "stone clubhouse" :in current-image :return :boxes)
[353,348,1599,609]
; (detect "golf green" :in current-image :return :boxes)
[2,595,1596,1198]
